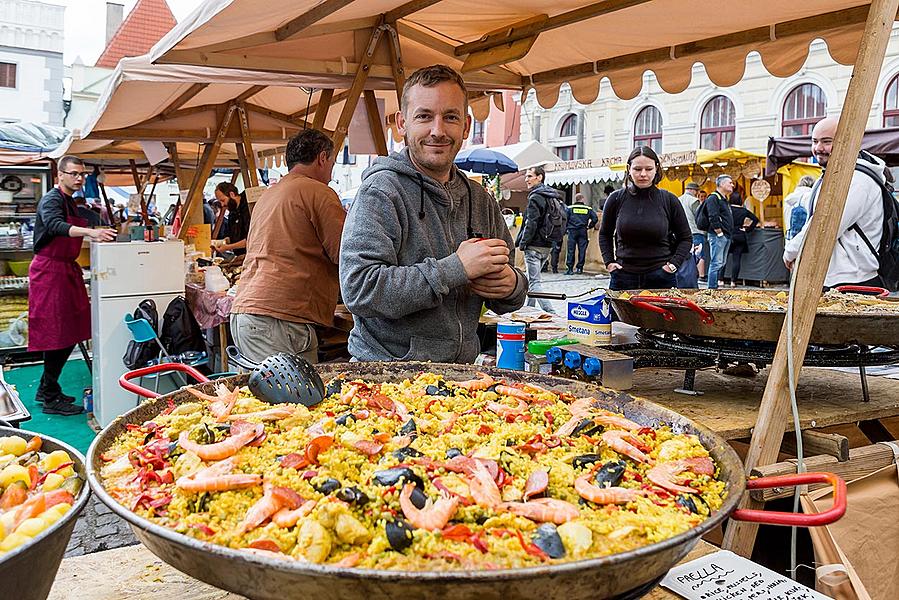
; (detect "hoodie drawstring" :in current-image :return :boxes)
[417,173,426,219]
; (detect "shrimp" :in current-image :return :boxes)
[339,384,358,404]
[646,457,714,495]
[177,420,263,460]
[392,399,411,421]
[517,381,556,396]
[485,397,528,417]
[187,384,240,422]
[225,405,296,422]
[593,410,641,431]
[239,483,283,533]
[555,415,583,437]
[494,385,537,402]
[602,430,653,464]
[574,473,645,505]
[272,500,316,528]
[398,483,460,531]
[333,552,363,568]
[500,498,580,524]
[568,397,597,418]
[176,457,262,492]
[466,458,502,509]
[453,372,495,391]
[523,469,549,500]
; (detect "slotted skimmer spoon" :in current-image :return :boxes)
[226,346,325,407]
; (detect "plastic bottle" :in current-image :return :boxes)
[83,387,93,416]
[582,357,602,383]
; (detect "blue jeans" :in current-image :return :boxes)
[609,267,677,291]
[524,247,556,313]
[707,233,731,289]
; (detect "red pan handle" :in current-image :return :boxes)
[627,295,715,325]
[835,285,889,298]
[119,363,211,399]
[730,472,846,526]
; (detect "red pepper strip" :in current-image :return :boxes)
[424,399,438,413]
[440,524,473,541]
[36,461,75,486]
[324,411,335,417]
[248,538,282,553]
[543,411,555,426]
[544,436,561,448]
[515,530,548,560]
[490,528,513,538]
[148,494,172,509]
[637,427,656,438]
[27,465,39,490]
[477,424,494,436]
[190,523,216,536]
[470,532,489,554]
[515,442,546,455]
[161,398,176,415]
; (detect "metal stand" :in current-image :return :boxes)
[674,369,703,396]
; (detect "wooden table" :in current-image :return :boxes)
[48,540,718,599]
[630,366,899,440]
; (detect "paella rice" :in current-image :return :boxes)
[99,373,726,570]
[618,288,899,314]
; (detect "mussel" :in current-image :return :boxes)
[407,486,428,509]
[385,518,414,551]
[571,454,603,470]
[189,492,210,513]
[532,523,565,559]
[324,377,345,397]
[335,413,356,426]
[336,486,370,505]
[425,383,452,397]
[372,467,424,489]
[313,478,341,495]
[445,448,463,459]
[398,419,417,437]
[570,419,594,437]
[676,495,699,514]
[594,461,626,488]
[392,446,425,461]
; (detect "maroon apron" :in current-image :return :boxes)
[28,194,91,352]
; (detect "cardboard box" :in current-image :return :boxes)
[567,294,612,345]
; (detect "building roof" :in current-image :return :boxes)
[95,0,176,69]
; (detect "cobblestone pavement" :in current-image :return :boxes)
[65,493,137,557]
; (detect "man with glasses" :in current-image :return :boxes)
[29,156,115,415]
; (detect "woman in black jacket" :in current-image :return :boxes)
[598,146,693,291]
[726,193,759,286]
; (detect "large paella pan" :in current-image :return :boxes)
[608,287,899,345]
[87,362,843,600]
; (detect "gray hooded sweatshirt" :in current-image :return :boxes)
[340,149,528,363]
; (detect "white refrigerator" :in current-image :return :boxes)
[91,240,185,426]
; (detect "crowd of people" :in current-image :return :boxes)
[32,64,895,399]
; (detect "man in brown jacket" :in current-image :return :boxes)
[230,129,344,363]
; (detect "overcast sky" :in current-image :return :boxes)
[49,0,204,64]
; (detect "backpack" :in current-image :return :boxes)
[538,195,567,243]
[160,296,205,356]
[851,162,899,291]
[787,205,808,240]
[695,199,710,231]
[122,299,160,370]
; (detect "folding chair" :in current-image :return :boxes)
[123,313,188,401]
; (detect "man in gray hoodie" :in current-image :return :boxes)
[340,65,528,363]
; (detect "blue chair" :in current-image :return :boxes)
[124,313,187,400]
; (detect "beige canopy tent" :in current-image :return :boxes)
[150,0,899,559]
[54,55,401,230]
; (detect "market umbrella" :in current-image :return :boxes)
[454,148,518,175]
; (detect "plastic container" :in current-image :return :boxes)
[527,337,579,355]
[204,266,230,292]
[496,321,526,371]
[7,260,31,277]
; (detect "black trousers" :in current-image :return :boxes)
[550,241,561,271]
[37,345,75,400]
[566,230,589,270]
[730,245,746,281]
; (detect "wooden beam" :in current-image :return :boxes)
[244,103,301,125]
[722,0,899,557]
[385,23,406,108]
[98,182,117,228]
[236,103,260,187]
[165,143,184,188]
[312,88,334,130]
[331,19,386,152]
[236,85,267,103]
[455,0,650,57]
[780,430,850,462]
[235,142,251,188]
[363,89,388,156]
[87,128,302,142]
[384,0,444,22]
[529,5,897,87]
[161,83,209,117]
[299,90,349,122]
[275,0,356,42]
[128,159,142,188]
[179,105,237,240]
[462,33,538,73]
[395,21,456,57]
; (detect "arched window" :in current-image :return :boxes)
[559,114,578,137]
[471,119,485,145]
[555,145,576,161]
[885,74,899,127]
[782,83,826,136]
[699,96,736,151]
[634,106,663,153]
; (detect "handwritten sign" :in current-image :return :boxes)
[661,551,829,600]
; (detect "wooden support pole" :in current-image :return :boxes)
[312,88,334,130]
[385,22,406,107]
[363,90,388,156]
[235,143,251,187]
[331,18,386,153]
[166,143,184,189]
[98,182,117,228]
[179,105,237,241]
[722,0,899,557]
[236,103,259,187]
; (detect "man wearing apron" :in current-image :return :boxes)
[29,156,115,415]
